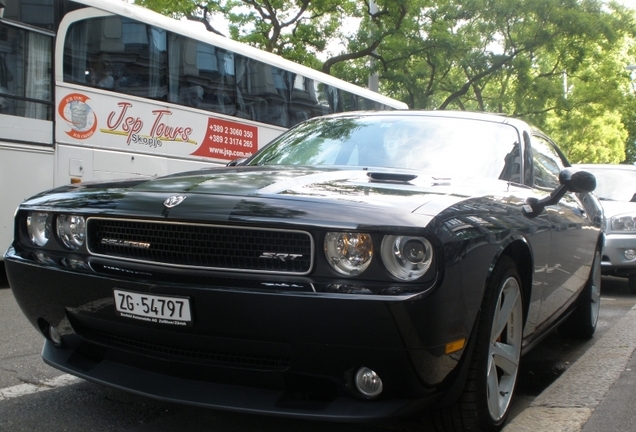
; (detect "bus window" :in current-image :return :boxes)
[357,96,380,111]
[318,84,343,113]
[0,23,52,119]
[64,16,167,101]
[170,34,237,116]
[247,62,290,127]
[3,0,56,30]
[289,75,318,126]
[342,91,358,112]
[234,57,265,122]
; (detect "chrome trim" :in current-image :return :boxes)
[163,195,187,208]
[86,217,315,275]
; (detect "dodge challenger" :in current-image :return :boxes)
[5,110,603,431]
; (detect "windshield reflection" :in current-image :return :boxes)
[248,115,521,179]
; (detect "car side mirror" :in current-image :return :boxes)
[523,168,596,218]
[560,168,596,193]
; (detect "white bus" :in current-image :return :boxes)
[0,0,407,255]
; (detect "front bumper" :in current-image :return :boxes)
[5,247,476,421]
[41,336,427,420]
[601,233,636,276]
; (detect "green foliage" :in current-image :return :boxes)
[622,96,636,164]
[134,0,198,17]
[133,0,636,164]
[546,107,627,163]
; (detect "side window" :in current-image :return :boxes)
[168,35,239,117]
[0,23,52,120]
[64,17,167,101]
[289,75,318,126]
[3,0,56,31]
[531,134,565,189]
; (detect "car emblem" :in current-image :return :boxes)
[259,252,304,261]
[163,195,187,208]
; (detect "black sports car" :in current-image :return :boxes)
[5,111,603,431]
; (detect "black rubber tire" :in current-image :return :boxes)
[432,256,523,432]
[628,274,636,295]
[558,248,601,339]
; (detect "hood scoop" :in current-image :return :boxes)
[367,172,418,184]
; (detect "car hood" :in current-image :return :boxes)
[25,166,533,227]
[598,199,636,218]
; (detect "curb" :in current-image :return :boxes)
[503,305,636,431]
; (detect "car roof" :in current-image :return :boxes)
[321,110,531,129]
[575,163,636,171]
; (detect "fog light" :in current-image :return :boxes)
[34,253,56,266]
[355,367,383,398]
[626,249,636,261]
[61,258,91,270]
[48,325,62,347]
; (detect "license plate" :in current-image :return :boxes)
[113,289,192,326]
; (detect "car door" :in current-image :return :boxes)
[531,133,597,329]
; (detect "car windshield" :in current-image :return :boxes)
[583,167,636,201]
[248,115,522,180]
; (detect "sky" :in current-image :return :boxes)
[616,0,636,9]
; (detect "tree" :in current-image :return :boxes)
[352,0,636,163]
[134,0,636,163]
[621,98,636,164]
[135,0,411,71]
[540,35,636,164]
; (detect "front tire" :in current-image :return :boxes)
[558,248,601,339]
[433,256,523,431]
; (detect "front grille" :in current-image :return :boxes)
[92,263,316,292]
[86,218,313,274]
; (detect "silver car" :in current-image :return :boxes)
[576,164,636,292]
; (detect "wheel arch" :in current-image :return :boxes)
[597,231,606,255]
[490,236,533,327]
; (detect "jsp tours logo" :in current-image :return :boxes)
[58,93,97,140]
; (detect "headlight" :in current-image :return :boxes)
[26,212,50,247]
[56,214,86,250]
[381,235,433,281]
[324,232,373,275]
[610,214,636,232]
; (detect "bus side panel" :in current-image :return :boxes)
[55,144,222,185]
[55,86,278,165]
[0,140,54,254]
[0,115,52,146]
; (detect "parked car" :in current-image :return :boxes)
[5,111,603,432]
[575,163,636,293]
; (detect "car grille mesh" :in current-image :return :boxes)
[86,218,312,274]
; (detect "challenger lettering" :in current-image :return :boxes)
[101,238,151,249]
